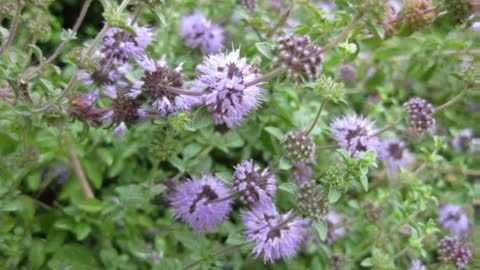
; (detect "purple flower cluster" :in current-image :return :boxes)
[408,259,426,270]
[292,161,313,185]
[179,12,225,54]
[438,204,469,238]
[233,160,276,204]
[192,49,263,127]
[451,129,473,152]
[171,174,232,232]
[404,97,435,137]
[330,115,380,158]
[378,137,414,172]
[439,237,472,269]
[242,200,310,263]
[325,211,346,245]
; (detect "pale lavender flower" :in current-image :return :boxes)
[233,160,276,204]
[171,174,233,232]
[452,129,473,153]
[409,259,426,270]
[132,55,199,115]
[340,64,357,83]
[438,204,469,238]
[471,22,480,32]
[292,162,312,185]
[78,52,132,88]
[179,12,225,54]
[192,49,262,127]
[379,137,414,172]
[439,237,472,269]
[102,23,153,63]
[325,211,346,245]
[330,115,381,158]
[404,97,435,137]
[242,200,310,263]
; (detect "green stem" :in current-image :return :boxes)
[433,88,468,114]
[244,67,285,87]
[31,70,78,113]
[182,243,250,270]
[306,99,327,135]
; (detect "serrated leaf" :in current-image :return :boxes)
[278,182,298,196]
[255,42,273,59]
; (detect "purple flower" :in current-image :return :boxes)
[330,115,380,159]
[78,52,132,88]
[171,174,233,232]
[179,12,225,54]
[438,204,469,238]
[378,137,414,172]
[439,237,472,269]
[339,64,357,83]
[409,259,426,270]
[242,200,310,263]
[404,97,435,137]
[452,129,473,153]
[292,162,312,185]
[233,160,276,204]
[102,23,153,63]
[192,49,262,127]
[132,55,199,116]
[325,211,346,245]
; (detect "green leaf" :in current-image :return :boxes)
[255,42,274,59]
[361,257,373,267]
[189,107,213,130]
[74,223,92,240]
[279,157,292,170]
[75,198,103,213]
[313,220,328,241]
[265,126,284,140]
[226,232,244,245]
[48,244,101,270]
[150,184,167,196]
[328,189,341,204]
[29,240,46,269]
[278,182,298,196]
[359,175,368,192]
[183,144,202,160]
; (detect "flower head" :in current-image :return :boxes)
[132,55,198,116]
[439,237,472,269]
[402,0,434,31]
[409,259,426,270]
[282,130,315,162]
[171,174,233,232]
[272,34,323,80]
[179,12,225,54]
[240,0,257,13]
[233,160,276,205]
[325,211,346,245]
[242,200,310,263]
[292,162,312,185]
[379,137,414,172]
[192,49,262,127]
[438,204,469,238]
[404,97,435,137]
[78,52,132,88]
[340,64,357,83]
[330,115,380,159]
[452,129,473,152]
[297,181,329,219]
[102,23,153,63]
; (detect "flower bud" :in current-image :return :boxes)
[297,181,329,219]
[282,130,315,162]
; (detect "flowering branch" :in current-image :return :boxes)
[244,67,285,87]
[31,70,78,113]
[0,2,23,56]
[23,0,93,81]
[64,135,94,199]
[433,88,468,114]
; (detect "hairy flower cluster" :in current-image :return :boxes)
[438,204,469,238]
[179,12,225,54]
[297,181,329,219]
[378,137,414,172]
[439,237,472,269]
[104,89,147,138]
[272,34,323,81]
[350,0,388,21]
[403,0,434,31]
[445,0,474,24]
[242,200,310,263]
[404,97,435,137]
[131,55,198,116]
[282,130,315,162]
[363,201,382,223]
[330,115,380,159]
[171,174,232,232]
[192,50,262,127]
[233,160,276,204]
[323,165,351,192]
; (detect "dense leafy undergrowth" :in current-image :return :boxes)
[0,0,479,269]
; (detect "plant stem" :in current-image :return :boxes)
[162,85,204,96]
[208,192,239,204]
[266,4,294,38]
[370,118,401,137]
[23,0,93,81]
[306,99,327,135]
[387,6,437,25]
[433,88,468,114]
[244,67,285,87]
[31,70,78,113]
[316,144,338,151]
[0,2,23,56]
[182,243,250,270]
[65,135,94,199]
